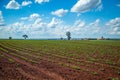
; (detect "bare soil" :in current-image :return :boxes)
[0,43,120,80]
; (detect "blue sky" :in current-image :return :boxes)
[0,0,120,39]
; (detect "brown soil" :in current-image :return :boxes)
[0,43,120,80]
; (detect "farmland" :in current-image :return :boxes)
[0,40,120,80]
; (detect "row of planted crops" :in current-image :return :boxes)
[0,40,120,79]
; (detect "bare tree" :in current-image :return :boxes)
[66,31,71,40]
[22,34,28,39]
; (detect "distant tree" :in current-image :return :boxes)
[22,34,28,39]
[9,37,12,40]
[60,37,63,40]
[66,31,71,40]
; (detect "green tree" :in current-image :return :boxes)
[9,37,12,40]
[22,34,28,39]
[66,31,71,40]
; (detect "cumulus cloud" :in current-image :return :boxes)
[97,4,103,11]
[21,13,40,21]
[77,13,81,17]
[29,13,40,20]
[35,0,49,4]
[20,17,28,20]
[1,17,103,38]
[89,19,100,27]
[5,0,20,9]
[0,11,4,26]
[117,4,120,7]
[74,20,85,27]
[34,18,42,25]
[111,27,120,34]
[87,19,101,34]
[106,18,120,27]
[21,1,32,6]
[51,9,68,17]
[70,19,102,37]
[47,17,62,28]
[5,0,33,10]
[106,17,120,34]
[32,18,46,30]
[71,0,102,13]
[2,13,120,38]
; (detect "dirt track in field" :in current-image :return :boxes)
[0,43,120,80]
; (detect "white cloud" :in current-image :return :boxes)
[5,0,32,10]
[34,18,42,25]
[29,13,40,20]
[106,17,120,27]
[74,20,85,27]
[97,4,103,11]
[32,18,46,29]
[5,0,20,9]
[77,13,81,17]
[51,9,68,17]
[89,19,100,27]
[0,11,4,26]
[21,13,40,21]
[70,19,101,36]
[1,14,120,39]
[71,0,102,13]
[47,17,62,28]
[20,17,28,20]
[106,17,120,34]
[110,27,120,35]
[1,17,103,38]
[35,0,49,4]
[21,1,32,6]
[117,4,120,7]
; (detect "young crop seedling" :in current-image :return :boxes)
[67,59,73,63]
[16,63,21,67]
[29,60,38,64]
[0,47,9,53]
[8,58,15,63]
[60,63,69,67]
[92,71,98,76]
[71,65,80,70]
[100,68,105,71]
[111,78,119,80]
[115,71,120,75]
[105,60,114,65]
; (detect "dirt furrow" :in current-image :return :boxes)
[1,51,64,80]
[16,68,37,80]
[1,42,120,80]
[1,43,120,76]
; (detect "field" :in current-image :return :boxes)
[0,40,120,80]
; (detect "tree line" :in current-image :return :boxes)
[9,31,71,40]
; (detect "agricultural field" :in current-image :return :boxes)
[0,40,120,80]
